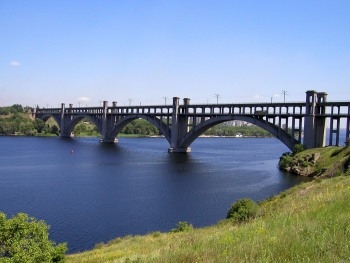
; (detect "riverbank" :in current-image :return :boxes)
[66,147,350,262]
[279,145,350,177]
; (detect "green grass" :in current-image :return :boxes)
[300,146,350,177]
[66,148,350,263]
[280,146,350,177]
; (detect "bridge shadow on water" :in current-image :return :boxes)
[167,152,191,164]
[165,152,202,176]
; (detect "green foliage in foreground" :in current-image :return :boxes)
[170,221,193,233]
[279,153,294,170]
[226,198,258,223]
[280,145,350,177]
[279,144,306,170]
[0,212,67,263]
[66,167,350,262]
[292,143,306,155]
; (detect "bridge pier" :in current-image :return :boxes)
[303,91,327,149]
[100,100,119,143]
[99,138,118,143]
[59,103,73,137]
[168,97,191,153]
[168,147,191,153]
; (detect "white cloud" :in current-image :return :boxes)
[253,94,264,100]
[10,60,21,66]
[77,97,90,102]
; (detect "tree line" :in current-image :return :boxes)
[75,120,272,137]
[203,123,273,137]
[0,105,58,136]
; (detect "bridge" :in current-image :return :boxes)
[33,90,350,153]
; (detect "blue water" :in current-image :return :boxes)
[0,136,308,252]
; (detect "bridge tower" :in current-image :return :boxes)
[168,97,191,152]
[303,90,327,148]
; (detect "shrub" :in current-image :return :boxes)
[301,160,312,167]
[226,198,258,223]
[0,212,67,262]
[171,221,193,233]
[293,143,306,155]
[279,154,293,169]
[151,231,161,237]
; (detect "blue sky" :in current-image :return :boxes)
[1,0,349,107]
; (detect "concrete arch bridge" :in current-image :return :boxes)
[33,90,350,153]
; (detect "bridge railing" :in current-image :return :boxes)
[180,102,307,116]
[34,101,350,118]
[35,108,61,114]
[107,105,173,115]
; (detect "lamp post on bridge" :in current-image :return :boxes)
[281,90,288,103]
[214,93,220,104]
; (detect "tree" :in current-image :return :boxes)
[19,122,36,136]
[51,125,59,135]
[0,212,67,263]
[9,104,24,113]
[0,105,23,115]
[292,143,306,155]
[33,119,45,133]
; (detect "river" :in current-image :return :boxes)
[0,136,308,252]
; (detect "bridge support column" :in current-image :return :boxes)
[100,101,117,143]
[59,103,72,138]
[303,90,327,149]
[168,97,191,153]
[346,116,350,145]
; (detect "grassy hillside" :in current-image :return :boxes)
[280,146,350,177]
[66,147,350,263]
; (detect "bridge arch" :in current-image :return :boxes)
[106,115,171,143]
[36,114,60,127]
[180,115,299,151]
[65,115,102,136]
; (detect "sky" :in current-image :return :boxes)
[1,0,350,108]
